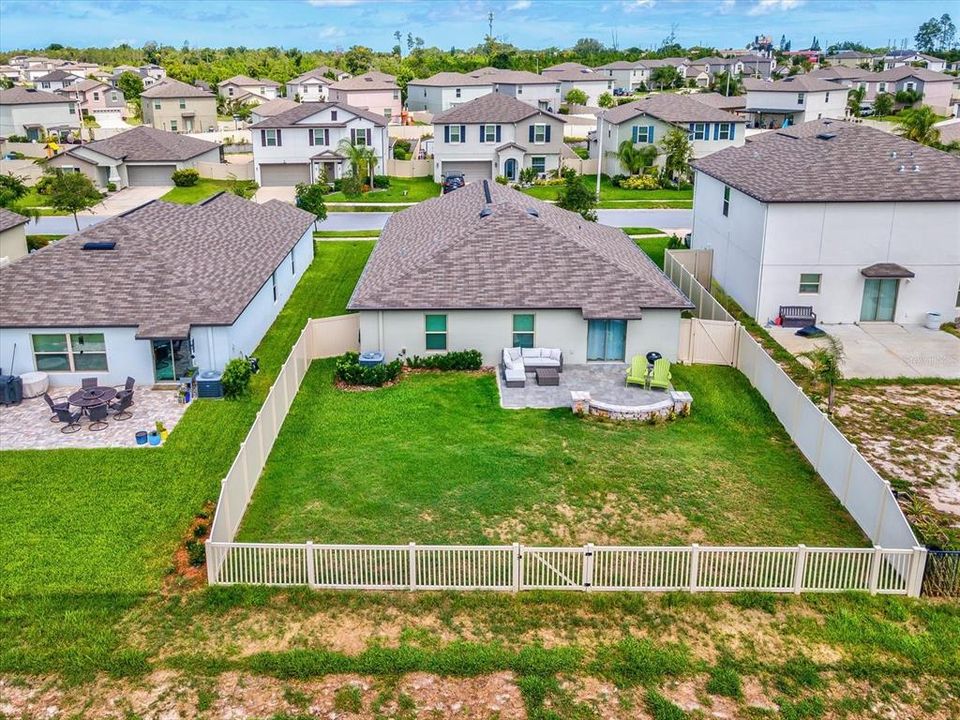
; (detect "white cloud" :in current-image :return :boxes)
[508,0,531,10]
[316,25,346,38]
[747,0,803,15]
[306,0,361,6]
[622,0,655,13]
[719,0,736,13]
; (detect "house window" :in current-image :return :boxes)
[393,89,399,99]
[635,125,652,143]
[153,100,161,110]
[93,91,100,101]
[170,120,178,132]
[425,314,447,350]
[179,98,186,109]
[717,123,731,140]
[533,124,547,143]
[690,123,706,140]
[448,124,462,143]
[68,103,75,115]
[331,110,338,120]
[41,82,50,89]
[227,87,234,96]
[799,273,822,294]
[722,185,731,217]
[271,271,278,302]
[384,108,392,119]
[825,92,830,102]
[263,129,278,146]
[531,156,546,174]
[111,92,118,102]
[483,125,497,142]
[878,82,887,93]
[905,81,916,91]
[350,128,368,146]
[311,128,328,145]
[512,314,535,348]
[32,333,108,373]
[518,85,524,94]
[455,88,461,98]
[858,82,867,91]
[797,92,805,105]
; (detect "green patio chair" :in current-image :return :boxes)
[625,355,646,387]
[649,358,672,391]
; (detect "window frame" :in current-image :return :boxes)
[31,332,109,373]
[483,124,497,143]
[722,185,731,217]
[512,314,535,349]
[798,273,822,294]
[153,100,162,110]
[533,123,547,143]
[797,92,805,105]
[455,87,461,98]
[448,124,462,143]
[531,156,546,174]
[351,128,368,146]
[170,120,178,132]
[425,314,447,351]
[271,271,278,302]
[263,128,279,147]
[636,125,651,143]
[691,122,706,140]
[290,248,296,276]
[179,98,186,109]
[717,122,731,140]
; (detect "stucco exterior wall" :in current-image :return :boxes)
[0,101,78,137]
[746,88,848,123]
[357,308,682,367]
[0,223,28,264]
[328,88,401,123]
[493,82,562,111]
[407,84,492,113]
[141,96,217,133]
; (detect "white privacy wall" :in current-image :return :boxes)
[358,308,682,366]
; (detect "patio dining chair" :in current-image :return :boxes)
[81,377,98,389]
[108,391,134,421]
[54,405,83,434]
[86,402,109,431]
[43,392,70,423]
[114,376,135,393]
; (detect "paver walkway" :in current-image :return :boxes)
[498,363,669,409]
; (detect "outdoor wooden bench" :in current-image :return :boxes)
[778,305,817,328]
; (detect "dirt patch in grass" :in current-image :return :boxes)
[832,383,960,546]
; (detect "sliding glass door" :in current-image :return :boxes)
[860,279,898,322]
[587,319,627,361]
[152,339,192,382]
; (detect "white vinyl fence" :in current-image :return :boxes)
[664,251,733,323]
[207,542,926,596]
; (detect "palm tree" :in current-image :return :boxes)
[846,86,865,117]
[799,335,844,415]
[895,105,941,146]
[617,140,657,175]
[337,138,378,190]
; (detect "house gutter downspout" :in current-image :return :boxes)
[595,112,604,201]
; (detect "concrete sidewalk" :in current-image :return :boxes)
[771,323,960,379]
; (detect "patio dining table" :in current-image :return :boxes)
[68,386,117,409]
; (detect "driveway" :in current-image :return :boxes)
[80,186,170,215]
[253,186,296,204]
[770,323,960,379]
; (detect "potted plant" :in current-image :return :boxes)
[155,420,168,442]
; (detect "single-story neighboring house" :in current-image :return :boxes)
[0,208,29,265]
[347,181,692,366]
[0,193,316,386]
[46,126,221,188]
[690,119,960,326]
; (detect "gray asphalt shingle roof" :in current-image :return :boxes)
[0,86,71,105]
[248,101,388,128]
[694,119,960,203]
[67,126,219,162]
[743,76,844,93]
[330,71,397,91]
[140,78,215,98]
[0,194,315,338]
[348,181,691,316]
[218,74,280,88]
[433,92,564,124]
[601,93,745,125]
[0,208,29,233]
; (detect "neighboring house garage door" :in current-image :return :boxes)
[127,164,176,186]
[441,160,492,184]
[260,163,311,186]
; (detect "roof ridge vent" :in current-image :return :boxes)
[913,164,920,172]
[479,207,493,218]
[526,207,540,218]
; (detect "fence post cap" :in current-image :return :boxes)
[409,541,416,547]
[221,478,228,486]
[874,545,883,551]
[691,543,699,548]
[797,543,806,549]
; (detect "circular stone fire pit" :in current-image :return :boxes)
[570,390,693,421]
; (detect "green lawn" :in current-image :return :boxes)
[160,178,234,204]
[237,362,865,548]
[324,176,440,203]
[521,175,693,204]
[635,236,671,269]
[14,188,70,215]
[621,227,666,236]
[0,241,373,597]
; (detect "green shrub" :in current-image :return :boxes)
[171,168,200,187]
[335,351,403,387]
[221,357,252,398]
[106,181,117,192]
[621,174,661,190]
[372,174,390,189]
[405,349,483,371]
[185,539,205,567]
[495,175,509,185]
[6,134,29,143]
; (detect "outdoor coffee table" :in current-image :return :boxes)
[535,367,560,386]
[68,386,117,411]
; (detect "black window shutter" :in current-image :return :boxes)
[479,124,485,141]
[277,129,282,147]
[366,128,371,145]
[496,125,501,142]
[545,125,551,142]
[444,125,450,143]
[460,125,466,143]
[308,129,314,146]
[260,129,266,145]
[325,129,330,145]
[529,125,535,142]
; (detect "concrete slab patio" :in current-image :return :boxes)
[497,363,671,409]
[770,323,960,379]
[0,385,189,450]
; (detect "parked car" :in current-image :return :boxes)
[442,172,465,194]
[613,88,627,96]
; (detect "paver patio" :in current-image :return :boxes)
[0,385,188,450]
[496,362,675,409]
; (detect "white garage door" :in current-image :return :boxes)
[127,164,176,186]
[442,160,492,184]
[260,163,310,187]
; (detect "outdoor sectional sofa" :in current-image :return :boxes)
[501,347,564,388]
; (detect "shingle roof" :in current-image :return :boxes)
[66,126,218,162]
[867,66,956,82]
[248,100,388,128]
[0,86,70,105]
[407,71,495,88]
[251,97,299,117]
[601,93,745,125]
[637,58,689,69]
[0,208,29,233]
[693,119,960,203]
[140,78,215,99]
[935,119,960,144]
[330,71,397,91]
[689,92,747,111]
[596,60,639,70]
[485,69,559,85]
[218,74,280,88]
[289,66,348,83]
[34,69,74,82]
[0,193,315,338]
[540,67,610,83]
[806,66,865,81]
[348,181,691,316]
[432,93,563,124]
[543,62,591,72]
[70,78,111,92]
[743,76,844,93]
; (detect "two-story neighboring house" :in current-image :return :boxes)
[406,71,497,114]
[883,52,947,73]
[690,119,960,326]
[541,63,613,106]
[217,75,280,105]
[851,67,959,116]
[488,70,561,111]
[140,78,218,133]
[737,54,777,79]
[249,101,388,186]
[595,61,646,93]
[743,76,849,128]
[0,87,78,141]
[328,72,402,123]
[590,94,746,176]
[34,69,77,92]
[431,92,565,183]
[60,79,127,122]
[285,67,351,102]
[828,50,880,69]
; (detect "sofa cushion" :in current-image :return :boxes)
[504,365,525,382]
[521,348,541,359]
[507,347,523,362]
[545,348,561,361]
[527,357,561,368]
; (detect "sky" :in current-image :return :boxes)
[0,0,948,53]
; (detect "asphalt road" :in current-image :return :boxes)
[30,208,693,236]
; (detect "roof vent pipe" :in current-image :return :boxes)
[898,164,905,172]
[482,179,492,204]
[913,164,920,172]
